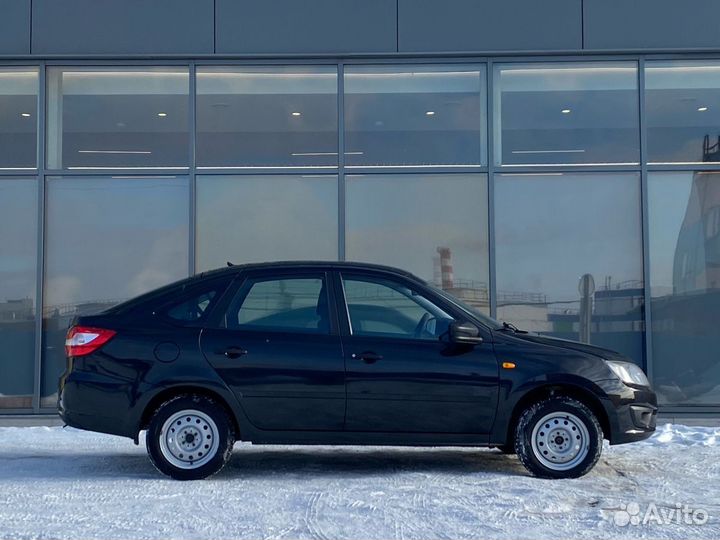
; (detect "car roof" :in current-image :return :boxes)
[202,260,423,282]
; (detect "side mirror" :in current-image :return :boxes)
[449,321,483,345]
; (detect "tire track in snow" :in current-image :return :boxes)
[304,490,330,540]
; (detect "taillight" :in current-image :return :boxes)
[65,326,116,357]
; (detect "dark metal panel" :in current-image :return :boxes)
[0,0,30,54]
[584,0,720,50]
[216,0,397,54]
[31,0,214,55]
[398,0,581,53]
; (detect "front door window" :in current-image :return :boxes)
[341,276,453,341]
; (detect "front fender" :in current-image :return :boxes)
[489,372,611,445]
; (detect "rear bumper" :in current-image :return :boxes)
[58,368,138,439]
[597,379,658,445]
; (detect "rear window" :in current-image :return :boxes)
[159,277,232,324]
[165,290,218,321]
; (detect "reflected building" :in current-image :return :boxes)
[649,141,720,404]
[673,171,720,296]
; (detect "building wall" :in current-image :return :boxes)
[0,1,719,415]
[1,0,720,56]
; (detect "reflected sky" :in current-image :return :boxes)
[346,174,488,284]
[44,177,189,307]
[0,179,37,303]
[495,173,643,301]
[196,175,338,271]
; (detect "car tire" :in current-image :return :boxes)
[146,394,235,480]
[514,395,602,479]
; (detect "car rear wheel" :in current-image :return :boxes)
[514,395,602,479]
[146,394,235,480]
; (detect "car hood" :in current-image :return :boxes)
[502,331,628,362]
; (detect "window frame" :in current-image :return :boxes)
[207,269,339,336]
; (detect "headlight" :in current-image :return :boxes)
[606,360,650,387]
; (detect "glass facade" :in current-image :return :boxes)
[41,176,189,406]
[0,68,38,170]
[495,172,645,365]
[0,178,37,408]
[196,67,338,168]
[346,173,490,313]
[344,65,486,167]
[196,174,338,271]
[46,67,189,169]
[493,62,639,166]
[648,171,720,405]
[646,62,720,164]
[1,58,719,412]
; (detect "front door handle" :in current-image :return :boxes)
[219,346,248,359]
[351,351,383,364]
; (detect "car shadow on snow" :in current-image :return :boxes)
[0,452,160,480]
[0,447,526,481]
[219,446,527,479]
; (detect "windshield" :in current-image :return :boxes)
[429,283,503,329]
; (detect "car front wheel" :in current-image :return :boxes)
[146,394,235,480]
[514,395,602,479]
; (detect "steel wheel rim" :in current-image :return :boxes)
[530,411,590,471]
[159,409,219,470]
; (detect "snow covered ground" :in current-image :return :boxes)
[0,424,718,540]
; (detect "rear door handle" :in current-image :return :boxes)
[218,346,248,359]
[351,351,383,364]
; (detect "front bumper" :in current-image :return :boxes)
[610,402,658,444]
[597,379,658,445]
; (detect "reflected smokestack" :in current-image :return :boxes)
[436,246,454,289]
[432,255,442,287]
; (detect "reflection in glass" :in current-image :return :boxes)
[41,176,189,406]
[0,179,37,408]
[649,172,720,405]
[46,68,189,169]
[344,65,486,167]
[196,175,338,271]
[0,68,38,170]
[495,173,644,364]
[646,61,720,164]
[346,174,489,313]
[197,67,338,169]
[494,62,639,166]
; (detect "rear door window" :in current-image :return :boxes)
[222,275,331,334]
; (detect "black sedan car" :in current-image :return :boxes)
[59,261,657,480]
